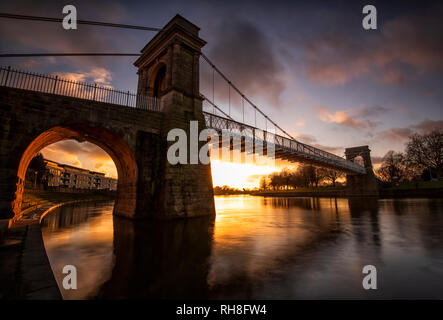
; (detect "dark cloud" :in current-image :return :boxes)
[356,105,389,118]
[377,119,443,142]
[304,31,370,85]
[294,133,344,154]
[414,119,443,133]
[302,3,443,86]
[49,140,112,161]
[0,0,136,70]
[377,127,413,142]
[48,140,90,154]
[295,133,317,145]
[371,156,384,165]
[204,19,286,107]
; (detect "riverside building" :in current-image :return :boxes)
[44,159,117,191]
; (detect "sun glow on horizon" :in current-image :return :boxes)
[210,159,281,189]
[38,140,296,189]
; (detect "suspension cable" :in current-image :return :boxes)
[201,53,296,141]
[212,67,215,113]
[242,95,245,123]
[0,12,295,141]
[200,94,233,120]
[0,12,162,31]
[0,53,141,57]
[228,83,231,117]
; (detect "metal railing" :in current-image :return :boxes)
[0,66,365,173]
[0,66,160,111]
[203,112,366,174]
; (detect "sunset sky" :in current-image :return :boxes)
[1,0,442,188]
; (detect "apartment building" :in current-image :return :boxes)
[45,160,117,191]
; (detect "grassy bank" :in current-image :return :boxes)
[381,180,443,190]
[16,189,115,224]
[249,181,443,198]
[22,189,114,208]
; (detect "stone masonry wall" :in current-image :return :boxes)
[0,87,161,219]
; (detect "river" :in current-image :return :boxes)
[41,196,443,299]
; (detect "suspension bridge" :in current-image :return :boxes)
[0,14,378,221]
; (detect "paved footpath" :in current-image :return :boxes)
[0,203,76,300]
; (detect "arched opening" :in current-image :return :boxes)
[13,124,138,220]
[353,155,365,167]
[151,64,166,98]
[25,140,118,191]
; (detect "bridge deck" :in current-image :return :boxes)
[0,66,366,175]
[203,112,366,174]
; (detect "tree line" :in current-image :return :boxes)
[260,165,345,191]
[260,129,443,190]
[376,130,442,182]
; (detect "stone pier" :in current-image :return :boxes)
[345,146,379,197]
[0,15,215,220]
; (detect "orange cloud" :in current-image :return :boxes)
[40,140,117,178]
[50,68,113,87]
[317,107,375,129]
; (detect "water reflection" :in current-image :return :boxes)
[41,201,115,300]
[98,216,214,299]
[41,196,443,299]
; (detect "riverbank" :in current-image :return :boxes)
[14,189,116,224]
[254,189,346,198]
[0,190,115,299]
[251,187,443,198]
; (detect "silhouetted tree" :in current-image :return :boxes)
[269,172,283,190]
[406,130,443,179]
[319,168,345,187]
[288,170,304,189]
[377,151,406,182]
[280,168,292,190]
[259,176,268,191]
[26,153,47,188]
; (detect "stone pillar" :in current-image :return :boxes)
[133,15,215,218]
[345,146,379,197]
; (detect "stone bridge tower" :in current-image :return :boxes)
[0,15,215,221]
[133,15,215,218]
[345,146,379,196]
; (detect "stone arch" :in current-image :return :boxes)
[149,63,167,98]
[345,146,373,169]
[13,124,138,220]
[352,155,365,167]
[344,145,379,196]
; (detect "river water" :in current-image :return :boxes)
[41,196,443,299]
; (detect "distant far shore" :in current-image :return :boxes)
[213,180,443,198]
[249,187,443,198]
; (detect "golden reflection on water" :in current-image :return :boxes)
[209,196,353,293]
[41,196,443,299]
[41,202,115,300]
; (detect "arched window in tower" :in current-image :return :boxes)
[153,65,166,98]
[353,155,365,167]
